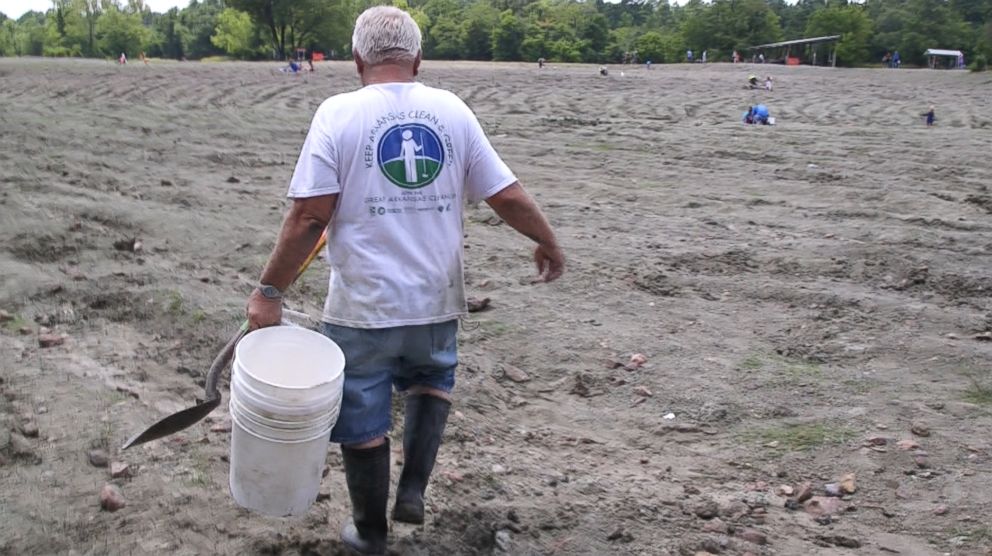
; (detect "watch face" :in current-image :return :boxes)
[259,285,282,299]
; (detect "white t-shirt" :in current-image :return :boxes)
[287,82,516,328]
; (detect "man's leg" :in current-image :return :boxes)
[323,323,397,555]
[392,320,458,524]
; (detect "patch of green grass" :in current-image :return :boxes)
[191,310,207,324]
[842,378,874,395]
[962,367,992,405]
[3,314,28,333]
[950,525,992,545]
[739,352,823,385]
[166,291,185,316]
[747,422,855,451]
[740,354,764,370]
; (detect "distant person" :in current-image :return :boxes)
[732,50,740,64]
[892,51,900,68]
[140,51,148,65]
[758,52,765,64]
[747,74,759,89]
[645,60,652,70]
[882,51,891,67]
[307,50,315,72]
[701,50,707,63]
[957,54,965,69]
[687,49,693,63]
[743,104,771,125]
[538,57,545,69]
[599,65,609,76]
[923,105,935,126]
[764,75,773,91]
[118,52,127,65]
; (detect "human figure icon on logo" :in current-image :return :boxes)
[400,130,423,183]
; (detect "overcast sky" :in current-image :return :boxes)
[4,0,190,18]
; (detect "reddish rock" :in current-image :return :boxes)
[794,482,814,503]
[38,334,65,348]
[910,423,931,437]
[209,420,232,433]
[503,364,530,383]
[896,439,920,450]
[933,504,949,516]
[738,528,768,545]
[627,353,648,369]
[701,518,728,534]
[633,386,653,397]
[110,461,131,478]
[839,473,857,494]
[99,484,125,512]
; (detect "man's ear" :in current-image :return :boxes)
[354,51,364,76]
[413,51,422,76]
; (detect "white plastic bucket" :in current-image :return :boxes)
[229,325,345,517]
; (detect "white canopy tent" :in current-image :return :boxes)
[924,49,965,69]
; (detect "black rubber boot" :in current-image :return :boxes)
[341,440,390,555]
[392,394,451,524]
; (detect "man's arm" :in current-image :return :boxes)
[485,182,564,283]
[246,194,337,329]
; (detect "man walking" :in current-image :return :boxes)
[245,6,564,555]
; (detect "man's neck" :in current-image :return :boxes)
[361,64,416,86]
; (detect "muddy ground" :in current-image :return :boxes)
[1,58,991,555]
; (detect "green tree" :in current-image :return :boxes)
[681,0,782,59]
[96,4,148,57]
[16,11,47,56]
[426,15,463,59]
[211,8,256,58]
[492,9,524,60]
[228,0,350,59]
[460,2,499,60]
[805,4,873,65]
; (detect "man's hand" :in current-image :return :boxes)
[533,244,565,283]
[246,289,283,330]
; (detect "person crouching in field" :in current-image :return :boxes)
[923,105,936,126]
[245,6,564,555]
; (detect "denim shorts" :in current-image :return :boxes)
[321,319,458,445]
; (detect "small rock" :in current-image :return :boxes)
[88,449,109,468]
[316,487,331,502]
[466,297,491,313]
[817,535,861,548]
[492,463,506,474]
[865,435,888,446]
[738,528,768,545]
[794,482,814,503]
[683,484,701,495]
[914,452,930,468]
[502,364,530,383]
[839,473,856,494]
[776,485,794,496]
[824,483,842,497]
[804,496,842,517]
[18,326,32,335]
[38,334,65,348]
[911,423,931,437]
[896,438,920,450]
[99,484,125,512]
[209,420,232,433]
[160,179,173,186]
[226,176,240,183]
[110,461,131,478]
[701,518,728,534]
[36,406,47,414]
[633,386,653,397]
[606,526,633,542]
[663,412,676,420]
[694,498,720,519]
[0,310,12,322]
[18,419,39,438]
[627,353,648,369]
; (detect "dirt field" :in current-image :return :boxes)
[1,57,991,555]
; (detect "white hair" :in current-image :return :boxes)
[352,7,422,67]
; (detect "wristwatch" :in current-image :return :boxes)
[256,284,283,299]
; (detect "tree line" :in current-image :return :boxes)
[1,0,989,68]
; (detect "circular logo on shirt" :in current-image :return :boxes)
[377,124,445,189]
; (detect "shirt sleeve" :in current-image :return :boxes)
[462,105,516,204]
[287,108,340,198]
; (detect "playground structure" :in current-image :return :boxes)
[747,35,842,67]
